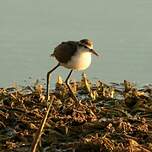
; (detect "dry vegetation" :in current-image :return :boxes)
[0,74,152,152]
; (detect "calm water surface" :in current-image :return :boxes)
[0,0,152,87]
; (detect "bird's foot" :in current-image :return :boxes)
[69,90,79,104]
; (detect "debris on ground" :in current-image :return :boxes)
[0,74,152,152]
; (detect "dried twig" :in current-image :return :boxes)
[31,96,55,152]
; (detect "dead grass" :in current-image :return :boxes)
[0,74,152,152]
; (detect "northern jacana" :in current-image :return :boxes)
[46,39,99,101]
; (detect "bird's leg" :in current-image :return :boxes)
[46,63,60,101]
[65,70,78,103]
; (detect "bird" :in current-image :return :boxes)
[46,39,99,101]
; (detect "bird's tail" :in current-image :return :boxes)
[50,53,55,57]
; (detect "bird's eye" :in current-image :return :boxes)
[84,45,88,49]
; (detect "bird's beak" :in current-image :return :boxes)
[89,49,99,56]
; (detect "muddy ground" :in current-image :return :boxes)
[0,75,152,152]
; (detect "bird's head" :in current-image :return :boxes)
[79,39,99,56]
[79,39,93,49]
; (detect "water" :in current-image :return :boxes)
[0,0,152,87]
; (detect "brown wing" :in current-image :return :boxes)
[53,41,78,63]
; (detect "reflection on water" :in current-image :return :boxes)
[0,0,152,87]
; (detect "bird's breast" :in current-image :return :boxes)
[61,49,92,70]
